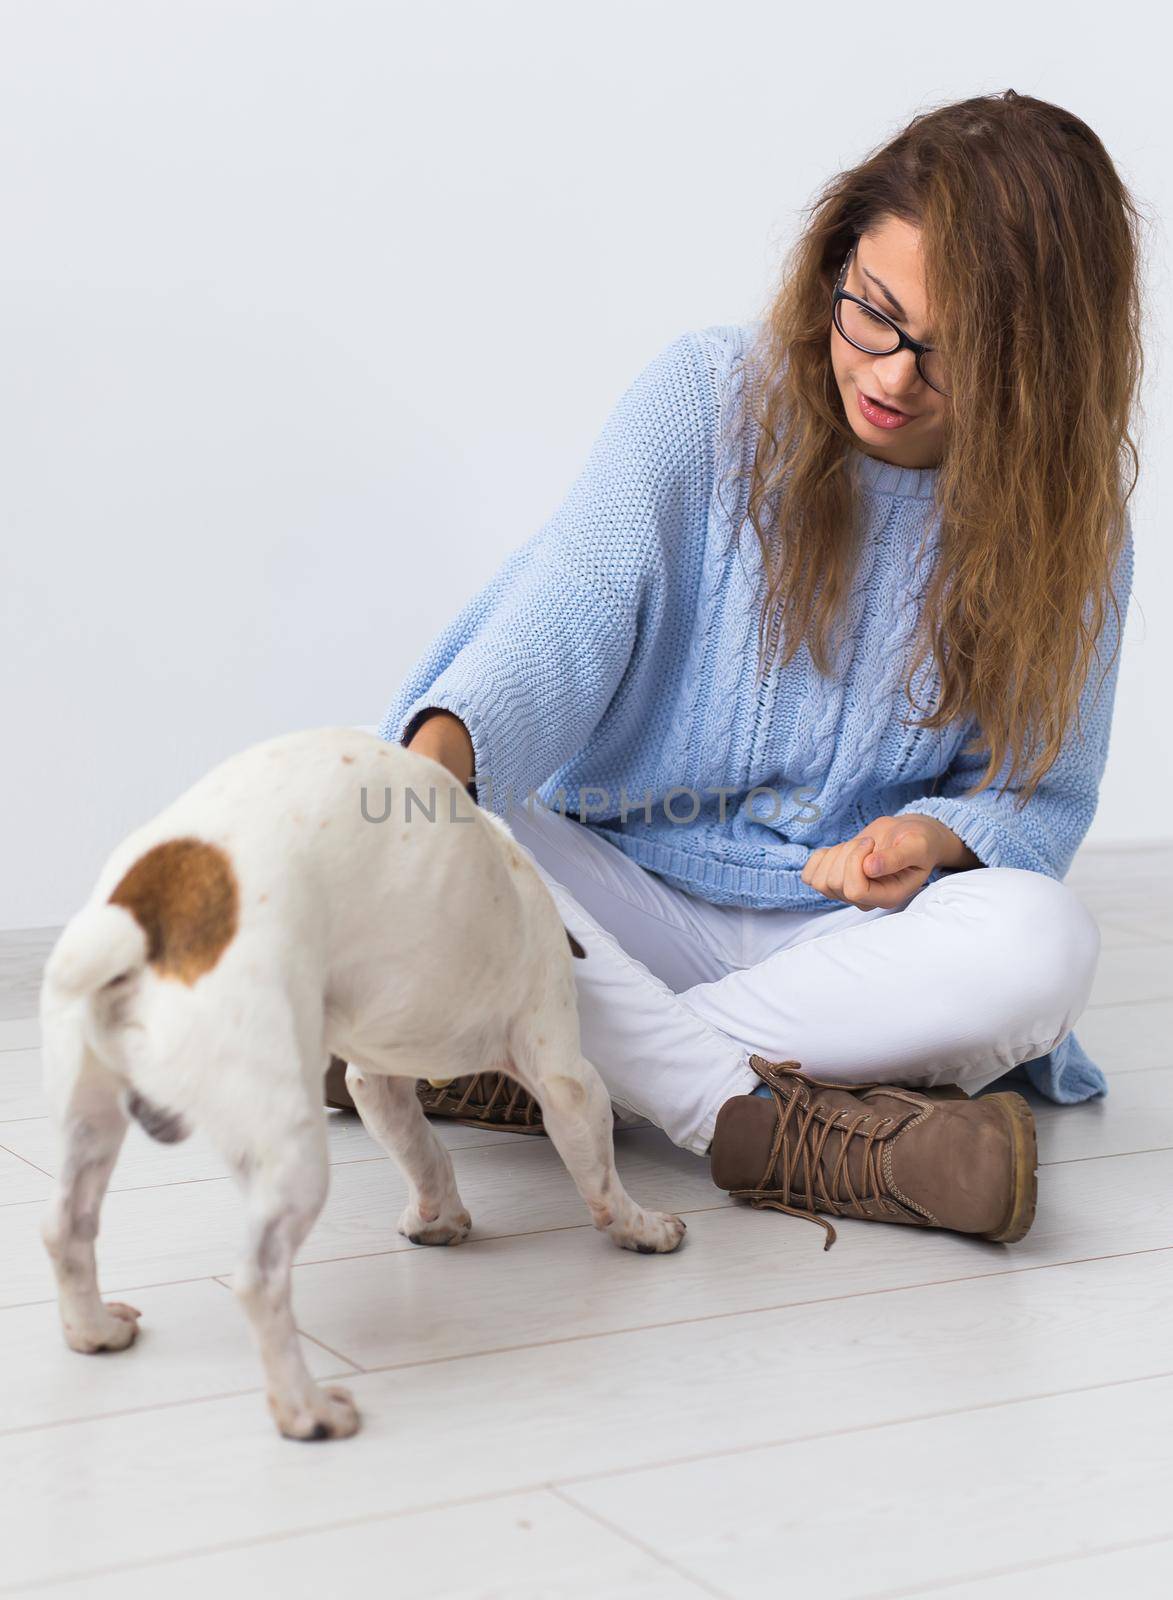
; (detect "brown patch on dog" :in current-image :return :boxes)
[341,754,355,764]
[565,927,586,959]
[108,838,239,985]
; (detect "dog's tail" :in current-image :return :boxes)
[43,904,148,1000]
[41,907,192,1144]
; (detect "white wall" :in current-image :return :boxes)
[2,0,1169,928]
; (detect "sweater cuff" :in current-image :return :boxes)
[387,687,508,812]
[894,797,1051,878]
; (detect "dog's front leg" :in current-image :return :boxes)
[525,1053,687,1255]
[344,1064,472,1246]
[231,1122,359,1441]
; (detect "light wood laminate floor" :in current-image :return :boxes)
[1,844,1170,1597]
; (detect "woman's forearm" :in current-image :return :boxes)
[404,709,475,789]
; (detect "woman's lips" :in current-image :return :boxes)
[865,391,906,415]
[857,388,913,429]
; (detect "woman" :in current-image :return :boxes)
[331,89,1141,1249]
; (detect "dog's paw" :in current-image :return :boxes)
[64,1301,142,1354]
[273,1384,361,1442]
[609,1209,687,1255]
[398,1200,472,1246]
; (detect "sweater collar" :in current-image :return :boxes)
[849,446,939,501]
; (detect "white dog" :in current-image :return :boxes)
[39,727,686,1440]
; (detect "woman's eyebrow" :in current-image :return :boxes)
[860,263,908,320]
[859,258,935,341]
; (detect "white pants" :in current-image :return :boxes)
[506,801,1102,1157]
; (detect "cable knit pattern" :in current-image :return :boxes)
[378,323,1135,1104]
[671,332,750,797]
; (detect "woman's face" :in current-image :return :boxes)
[829,214,947,470]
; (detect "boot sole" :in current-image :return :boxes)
[424,1113,548,1136]
[982,1091,1038,1243]
[323,1092,547,1133]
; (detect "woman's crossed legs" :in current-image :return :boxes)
[504,801,1100,1158]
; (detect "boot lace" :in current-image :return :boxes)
[726,1060,897,1251]
[423,1072,545,1130]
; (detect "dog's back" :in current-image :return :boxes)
[42,727,560,1108]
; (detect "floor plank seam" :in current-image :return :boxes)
[212,1275,371,1377]
[4,1245,1167,1431]
[0,1204,734,1307]
[546,1485,730,1600]
[1,1271,256,1312]
[291,1329,366,1373]
[0,1145,53,1180]
[546,1367,1173,1495]
[343,1243,1173,1378]
[1039,1144,1173,1165]
[0,1479,605,1599]
[846,1530,1173,1600]
[0,1383,286,1441]
[4,1229,1170,1320]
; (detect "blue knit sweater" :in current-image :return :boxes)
[379,325,1134,1104]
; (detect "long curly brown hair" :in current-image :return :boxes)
[733,89,1145,807]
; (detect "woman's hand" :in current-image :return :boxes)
[800,815,977,911]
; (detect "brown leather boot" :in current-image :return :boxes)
[324,1055,356,1111]
[413,1071,547,1134]
[323,1055,547,1134]
[709,1055,1037,1250]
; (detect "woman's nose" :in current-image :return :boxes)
[871,349,923,393]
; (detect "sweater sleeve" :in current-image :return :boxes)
[377,331,704,813]
[893,514,1135,880]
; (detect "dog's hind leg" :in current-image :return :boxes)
[221,1101,359,1441]
[40,1016,141,1354]
[511,1014,686,1256]
[344,1063,472,1246]
[195,994,358,1442]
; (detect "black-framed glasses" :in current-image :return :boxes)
[832,244,950,397]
